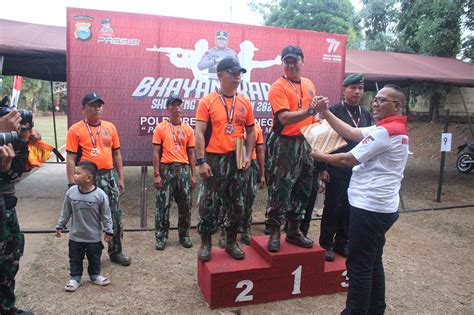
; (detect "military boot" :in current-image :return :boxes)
[241,225,251,245]
[198,234,212,262]
[155,238,167,250]
[285,218,314,248]
[225,232,245,260]
[218,226,226,249]
[267,225,281,252]
[110,253,132,266]
[179,230,193,248]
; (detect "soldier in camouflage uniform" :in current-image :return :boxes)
[66,92,131,266]
[198,30,238,77]
[195,58,256,261]
[0,112,35,315]
[266,45,329,252]
[152,95,196,250]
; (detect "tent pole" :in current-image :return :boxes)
[47,66,59,162]
[459,87,473,135]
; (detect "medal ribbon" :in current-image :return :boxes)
[218,92,237,126]
[168,121,183,148]
[284,76,303,109]
[84,120,101,149]
[344,103,361,127]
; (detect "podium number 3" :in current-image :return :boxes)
[235,280,254,302]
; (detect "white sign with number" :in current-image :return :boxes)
[440,133,452,152]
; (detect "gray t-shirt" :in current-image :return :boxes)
[56,186,113,243]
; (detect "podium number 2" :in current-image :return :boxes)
[292,265,302,295]
[235,280,254,302]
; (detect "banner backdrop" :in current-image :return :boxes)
[67,8,347,165]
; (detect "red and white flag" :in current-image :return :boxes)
[11,75,23,108]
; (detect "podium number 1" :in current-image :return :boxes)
[292,265,302,295]
[235,280,254,302]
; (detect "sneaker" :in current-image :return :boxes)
[325,248,335,262]
[65,279,80,292]
[89,275,110,286]
[110,253,132,266]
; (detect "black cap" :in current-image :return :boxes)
[101,17,111,24]
[82,92,104,106]
[343,73,364,87]
[216,57,247,74]
[281,45,304,60]
[216,30,228,39]
[166,95,183,107]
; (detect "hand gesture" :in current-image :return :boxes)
[154,175,163,190]
[0,144,15,172]
[55,229,62,238]
[104,234,112,242]
[259,175,266,189]
[311,96,330,113]
[0,110,21,132]
[199,163,213,179]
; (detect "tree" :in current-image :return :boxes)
[250,0,363,48]
[359,0,399,51]
[393,0,466,121]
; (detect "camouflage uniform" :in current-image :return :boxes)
[242,160,259,229]
[155,164,192,242]
[197,153,247,235]
[95,169,123,256]
[0,195,24,313]
[265,132,313,225]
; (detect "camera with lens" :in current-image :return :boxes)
[0,131,18,146]
[0,95,34,128]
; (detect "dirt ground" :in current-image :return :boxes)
[12,121,474,314]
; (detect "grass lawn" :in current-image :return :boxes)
[33,114,68,149]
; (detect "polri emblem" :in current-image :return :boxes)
[73,15,94,41]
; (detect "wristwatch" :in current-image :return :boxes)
[307,107,317,116]
[196,157,207,166]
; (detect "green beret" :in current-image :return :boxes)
[343,73,364,86]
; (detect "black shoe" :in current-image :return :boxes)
[110,253,132,266]
[325,248,335,262]
[155,239,166,250]
[264,223,271,235]
[334,244,348,257]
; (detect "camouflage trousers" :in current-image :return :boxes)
[155,164,192,241]
[0,196,24,313]
[95,169,124,257]
[197,153,247,235]
[265,133,313,226]
[242,160,259,229]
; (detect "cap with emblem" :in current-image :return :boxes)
[216,30,228,40]
[217,58,247,74]
[343,73,364,87]
[101,17,111,24]
[82,92,104,106]
[281,45,304,60]
[166,95,183,107]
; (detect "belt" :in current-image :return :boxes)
[97,169,113,175]
[161,162,188,166]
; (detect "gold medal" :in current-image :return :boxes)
[225,124,234,135]
[91,147,100,156]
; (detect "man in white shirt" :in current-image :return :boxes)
[312,84,409,314]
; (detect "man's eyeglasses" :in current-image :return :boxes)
[373,97,400,105]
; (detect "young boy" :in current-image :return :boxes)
[56,161,113,292]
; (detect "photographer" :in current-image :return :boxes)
[0,105,36,315]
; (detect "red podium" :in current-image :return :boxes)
[198,234,348,309]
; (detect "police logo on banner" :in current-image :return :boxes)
[73,15,94,41]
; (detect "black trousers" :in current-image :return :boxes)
[69,240,103,280]
[342,206,398,315]
[319,169,351,250]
